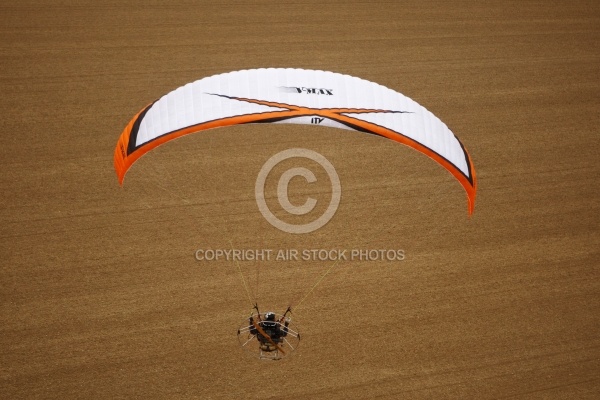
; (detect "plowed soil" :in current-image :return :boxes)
[1,1,599,398]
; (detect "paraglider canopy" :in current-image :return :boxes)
[114,68,476,214]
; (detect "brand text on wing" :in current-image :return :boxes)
[282,87,334,95]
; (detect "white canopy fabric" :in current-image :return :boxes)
[114,68,476,214]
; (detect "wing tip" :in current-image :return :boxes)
[466,170,477,216]
[467,195,475,216]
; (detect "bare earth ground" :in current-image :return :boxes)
[1,1,599,399]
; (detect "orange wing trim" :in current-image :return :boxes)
[114,97,477,214]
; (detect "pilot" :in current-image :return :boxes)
[249,312,289,350]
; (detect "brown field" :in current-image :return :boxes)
[1,1,599,398]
